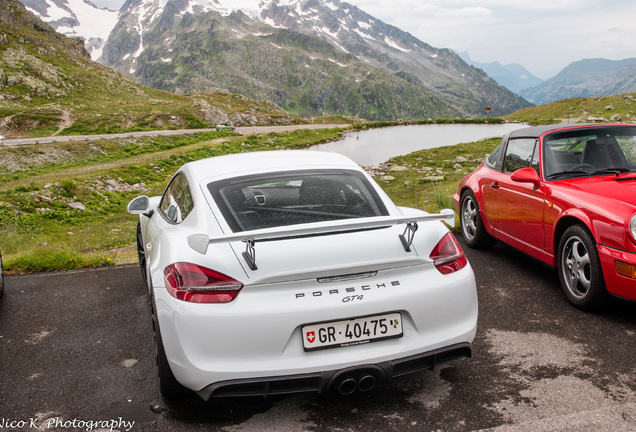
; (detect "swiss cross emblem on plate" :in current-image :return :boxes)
[306,331,315,344]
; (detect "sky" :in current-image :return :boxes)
[90,0,636,79]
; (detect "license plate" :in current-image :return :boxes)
[302,312,402,351]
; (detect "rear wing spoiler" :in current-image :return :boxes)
[188,209,455,270]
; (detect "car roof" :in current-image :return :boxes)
[507,123,636,140]
[180,150,362,184]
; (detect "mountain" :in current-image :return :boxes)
[18,0,119,59]
[519,58,636,105]
[22,0,529,121]
[459,52,543,94]
[0,0,297,138]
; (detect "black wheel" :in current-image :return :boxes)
[0,251,4,297]
[136,222,148,285]
[460,190,496,249]
[557,225,608,310]
[151,295,190,399]
[155,325,190,399]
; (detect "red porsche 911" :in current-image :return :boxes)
[453,124,636,310]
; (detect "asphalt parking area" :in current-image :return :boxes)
[1,239,636,431]
[0,265,159,430]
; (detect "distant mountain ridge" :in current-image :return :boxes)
[20,0,530,120]
[459,52,544,94]
[519,58,636,105]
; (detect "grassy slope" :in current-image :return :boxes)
[504,93,636,124]
[0,128,351,271]
[0,124,501,273]
[0,0,301,138]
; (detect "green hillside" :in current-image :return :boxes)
[0,0,300,138]
[504,93,636,124]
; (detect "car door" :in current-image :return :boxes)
[481,138,547,253]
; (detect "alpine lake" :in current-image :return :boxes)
[310,122,526,166]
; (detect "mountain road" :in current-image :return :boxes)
[0,124,348,147]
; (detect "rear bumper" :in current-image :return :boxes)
[197,342,472,400]
[598,244,636,301]
[154,263,478,398]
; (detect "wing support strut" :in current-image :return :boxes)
[242,239,258,271]
[399,222,418,252]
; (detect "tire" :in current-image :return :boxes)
[136,222,148,285]
[0,251,4,297]
[557,225,608,310]
[460,190,496,249]
[151,297,190,399]
[155,325,190,399]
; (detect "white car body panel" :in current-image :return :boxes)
[158,265,477,395]
[132,150,478,399]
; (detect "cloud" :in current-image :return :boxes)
[347,0,636,78]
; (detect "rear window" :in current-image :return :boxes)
[208,170,389,232]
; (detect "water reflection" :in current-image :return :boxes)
[310,123,526,166]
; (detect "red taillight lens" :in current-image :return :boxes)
[163,262,243,303]
[429,233,468,275]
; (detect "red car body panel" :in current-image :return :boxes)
[453,124,636,302]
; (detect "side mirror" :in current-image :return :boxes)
[127,196,150,214]
[511,167,541,190]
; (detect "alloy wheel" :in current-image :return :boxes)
[461,196,478,241]
[560,235,592,299]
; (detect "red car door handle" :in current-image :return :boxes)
[490,182,500,189]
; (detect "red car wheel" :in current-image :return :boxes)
[557,225,608,310]
[460,191,496,249]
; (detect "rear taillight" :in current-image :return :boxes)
[163,262,243,303]
[429,233,468,275]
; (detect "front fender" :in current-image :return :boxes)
[552,202,631,254]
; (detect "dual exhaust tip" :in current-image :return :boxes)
[332,370,382,395]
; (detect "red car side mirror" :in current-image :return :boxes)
[511,167,541,190]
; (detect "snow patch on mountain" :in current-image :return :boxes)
[22,0,118,60]
[324,1,338,11]
[353,28,374,41]
[384,37,410,53]
[185,0,271,19]
[29,0,66,20]
[263,17,282,28]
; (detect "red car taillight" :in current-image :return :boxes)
[429,233,468,275]
[163,262,244,303]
